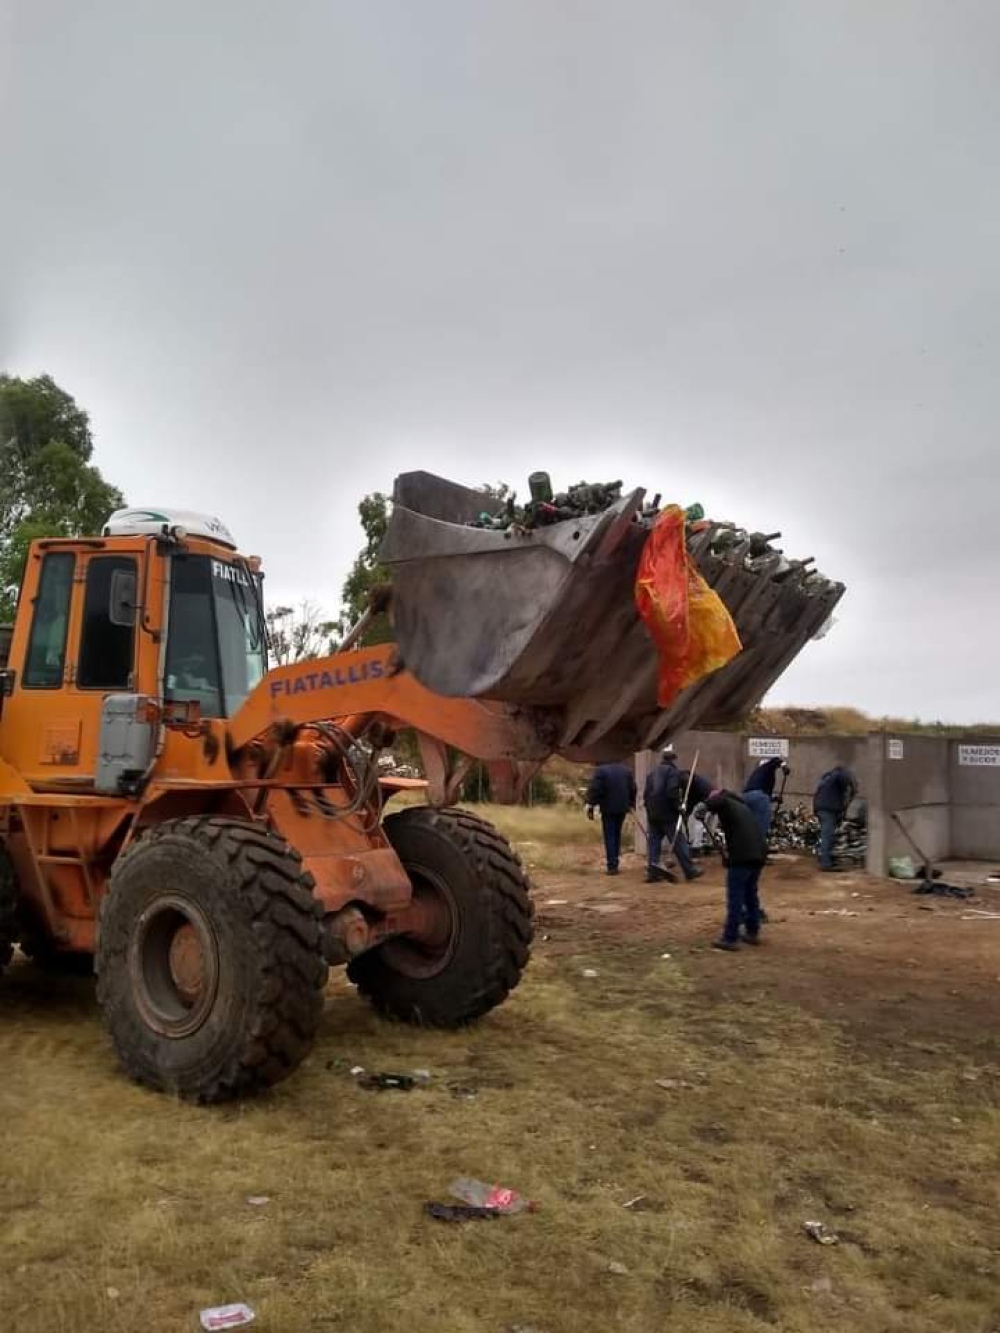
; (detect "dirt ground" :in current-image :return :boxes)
[2,807,999,1333]
[536,841,1000,1062]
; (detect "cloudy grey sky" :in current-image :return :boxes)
[3,1,997,721]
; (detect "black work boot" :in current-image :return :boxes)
[645,865,678,884]
[711,938,740,952]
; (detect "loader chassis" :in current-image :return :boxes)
[0,522,536,1099]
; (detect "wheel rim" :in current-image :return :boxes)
[381,862,458,979]
[129,894,220,1038]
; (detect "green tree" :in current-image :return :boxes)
[336,491,393,647]
[0,374,124,618]
[266,601,337,665]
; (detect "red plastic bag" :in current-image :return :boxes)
[635,506,742,706]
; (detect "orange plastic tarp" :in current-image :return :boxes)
[634,506,743,707]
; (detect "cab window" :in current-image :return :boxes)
[24,552,75,688]
[77,556,137,689]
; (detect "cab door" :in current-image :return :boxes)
[0,545,153,788]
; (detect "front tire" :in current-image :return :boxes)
[348,807,533,1026]
[96,817,328,1102]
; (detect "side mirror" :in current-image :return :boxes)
[109,568,138,627]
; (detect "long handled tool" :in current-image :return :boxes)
[666,749,701,861]
[890,810,940,888]
[766,763,789,853]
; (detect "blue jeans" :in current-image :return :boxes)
[647,815,696,878]
[743,790,772,839]
[601,812,626,870]
[724,863,762,943]
[817,809,838,869]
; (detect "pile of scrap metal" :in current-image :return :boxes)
[769,803,820,853]
[381,470,846,764]
[830,799,867,870]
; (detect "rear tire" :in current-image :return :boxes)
[348,807,533,1026]
[96,817,328,1102]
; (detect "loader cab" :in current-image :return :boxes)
[162,551,268,719]
[0,509,267,793]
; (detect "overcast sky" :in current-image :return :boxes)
[3,1,997,722]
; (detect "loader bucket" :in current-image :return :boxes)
[381,471,844,762]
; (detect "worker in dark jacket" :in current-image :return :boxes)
[744,756,789,799]
[586,761,637,875]
[706,788,768,950]
[643,747,704,883]
[813,766,857,871]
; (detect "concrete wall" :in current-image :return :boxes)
[949,737,1000,859]
[634,730,1000,870]
[879,735,951,866]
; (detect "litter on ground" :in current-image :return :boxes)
[803,1220,839,1245]
[200,1304,256,1330]
[450,1178,536,1214]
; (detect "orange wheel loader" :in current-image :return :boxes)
[0,477,842,1102]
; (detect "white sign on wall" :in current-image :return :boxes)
[748,737,790,759]
[958,744,1000,767]
[888,739,904,760]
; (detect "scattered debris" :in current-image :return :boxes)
[911,881,974,900]
[543,898,569,906]
[607,1261,630,1276]
[450,1178,536,1214]
[582,968,600,978]
[424,1202,499,1223]
[810,1277,834,1295]
[803,1221,839,1246]
[354,1070,431,1091]
[961,911,1000,920]
[661,952,672,960]
[889,856,917,880]
[446,1083,479,1100]
[655,1078,698,1091]
[200,1304,256,1330]
[987,871,1000,884]
[584,902,629,915]
[814,909,859,917]
[349,1065,365,1076]
[245,1196,270,1207]
[622,1195,664,1213]
[106,1287,120,1300]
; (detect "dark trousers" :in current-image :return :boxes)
[723,863,762,943]
[601,812,626,870]
[817,809,838,869]
[647,814,696,878]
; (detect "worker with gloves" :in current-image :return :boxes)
[642,746,706,884]
[705,788,768,951]
[585,760,636,876]
[813,765,858,871]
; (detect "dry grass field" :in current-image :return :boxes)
[2,802,998,1332]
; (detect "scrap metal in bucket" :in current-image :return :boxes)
[381,471,845,762]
